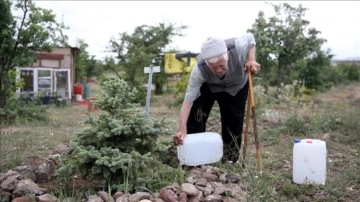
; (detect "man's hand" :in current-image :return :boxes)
[245,61,261,74]
[173,130,187,146]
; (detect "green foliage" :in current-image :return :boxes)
[100,57,123,80]
[343,62,360,81]
[0,0,68,122]
[297,50,333,91]
[280,114,312,137]
[169,58,193,107]
[273,80,315,107]
[170,72,190,107]
[74,39,103,82]
[291,82,316,105]
[59,76,184,193]
[107,22,187,93]
[335,62,360,82]
[248,3,330,92]
[319,66,344,90]
[74,39,89,82]
[0,89,48,125]
[316,62,360,91]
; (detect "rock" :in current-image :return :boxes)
[204,194,222,202]
[12,179,47,198]
[21,156,56,183]
[189,168,202,177]
[115,194,130,202]
[0,170,18,182]
[11,194,36,202]
[188,190,203,202]
[221,196,239,202]
[158,188,178,202]
[53,144,70,155]
[225,183,246,200]
[219,173,227,182]
[37,193,58,202]
[128,192,151,202]
[1,153,251,202]
[0,190,11,202]
[0,172,22,192]
[98,190,114,202]
[152,199,165,202]
[163,183,181,195]
[13,165,36,182]
[181,183,198,196]
[210,182,227,195]
[113,191,124,200]
[185,176,196,184]
[87,195,104,202]
[194,177,207,187]
[225,173,241,183]
[200,172,218,182]
[179,192,187,202]
[47,154,61,166]
[203,183,214,196]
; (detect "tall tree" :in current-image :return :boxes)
[297,49,333,90]
[101,56,122,79]
[0,0,68,110]
[74,38,90,83]
[107,23,187,90]
[247,11,277,93]
[84,55,102,80]
[74,38,102,82]
[248,3,328,93]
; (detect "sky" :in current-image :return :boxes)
[33,1,360,61]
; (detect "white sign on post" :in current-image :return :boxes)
[144,64,161,117]
[144,66,160,73]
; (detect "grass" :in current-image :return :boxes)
[0,104,92,171]
[1,82,359,201]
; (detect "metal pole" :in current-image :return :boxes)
[145,63,153,117]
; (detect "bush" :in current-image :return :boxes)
[58,76,184,193]
[0,93,48,125]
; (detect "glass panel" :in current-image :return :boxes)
[38,69,52,96]
[38,78,51,88]
[38,70,51,77]
[20,69,34,92]
[55,71,69,98]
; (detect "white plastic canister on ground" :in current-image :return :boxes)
[75,94,83,101]
[177,132,223,166]
[292,139,327,185]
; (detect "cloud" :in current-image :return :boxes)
[34,1,360,60]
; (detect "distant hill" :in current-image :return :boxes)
[331,58,360,66]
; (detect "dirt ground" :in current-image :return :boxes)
[314,84,360,106]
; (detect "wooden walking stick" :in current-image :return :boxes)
[242,67,262,175]
[242,89,251,162]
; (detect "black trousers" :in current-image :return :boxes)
[187,81,249,162]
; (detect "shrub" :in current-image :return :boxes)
[58,76,184,193]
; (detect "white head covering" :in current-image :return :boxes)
[200,37,227,60]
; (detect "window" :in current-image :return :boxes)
[37,69,52,96]
[17,67,71,99]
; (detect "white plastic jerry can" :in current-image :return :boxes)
[177,132,223,166]
[292,139,327,185]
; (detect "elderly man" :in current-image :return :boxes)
[173,33,260,163]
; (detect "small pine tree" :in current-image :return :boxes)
[59,76,183,192]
